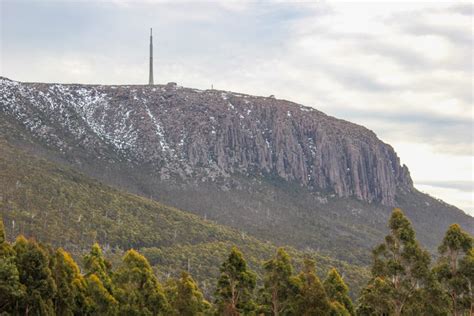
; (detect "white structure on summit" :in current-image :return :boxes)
[149,28,154,85]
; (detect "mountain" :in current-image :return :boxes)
[0,77,411,205]
[0,138,368,297]
[1,77,472,264]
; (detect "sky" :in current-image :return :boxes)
[1,0,472,215]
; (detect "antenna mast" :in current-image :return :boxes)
[149,28,154,85]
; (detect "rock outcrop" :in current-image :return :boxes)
[0,77,412,205]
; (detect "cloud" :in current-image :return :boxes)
[417,181,474,193]
[448,3,473,16]
[387,4,473,47]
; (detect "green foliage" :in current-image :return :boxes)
[114,249,169,315]
[84,243,114,292]
[330,301,351,316]
[434,224,473,316]
[0,220,4,245]
[0,254,25,313]
[293,258,331,316]
[52,248,88,315]
[1,220,356,315]
[438,223,472,255]
[354,213,471,316]
[82,243,118,314]
[259,247,297,315]
[0,218,24,313]
[215,247,257,315]
[0,211,472,316]
[415,275,450,316]
[85,273,118,315]
[14,236,56,315]
[362,208,434,315]
[324,268,354,315]
[356,277,393,315]
[166,271,211,316]
[0,219,14,258]
[459,248,474,315]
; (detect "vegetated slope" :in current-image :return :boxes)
[0,77,472,265]
[0,139,368,297]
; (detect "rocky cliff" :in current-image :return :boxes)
[0,77,412,206]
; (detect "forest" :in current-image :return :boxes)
[0,138,368,299]
[0,208,472,316]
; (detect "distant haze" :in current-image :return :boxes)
[1,0,472,215]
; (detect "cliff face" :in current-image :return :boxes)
[0,77,412,205]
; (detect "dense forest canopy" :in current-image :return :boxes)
[0,209,472,315]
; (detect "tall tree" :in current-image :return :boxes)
[323,268,354,315]
[83,242,113,292]
[114,249,169,315]
[293,258,331,316]
[459,248,474,315]
[260,248,297,316]
[0,219,14,257]
[14,236,56,315]
[356,277,393,315]
[356,208,432,316]
[83,242,117,314]
[215,247,257,315]
[52,248,88,315]
[0,218,24,313]
[85,273,118,315]
[166,271,211,316]
[434,224,473,316]
[416,274,450,316]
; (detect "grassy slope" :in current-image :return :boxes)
[0,139,368,297]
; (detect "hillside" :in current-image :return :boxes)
[0,77,472,265]
[0,139,368,297]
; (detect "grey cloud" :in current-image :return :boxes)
[357,37,470,74]
[296,58,400,93]
[385,5,472,47]
[360,40,427,70]
[296,31,470,104]
[446,3,472,16]
[330,106,472,131]
[322,64,394,92]
[417,181,474,192]
[327,106,473,156]
[312,12,470,74]
[403,23,472,47]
